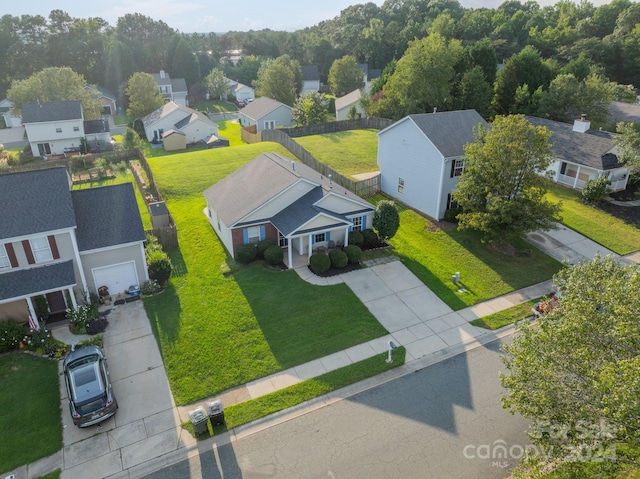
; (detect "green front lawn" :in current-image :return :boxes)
[215,120,243,146]
[190,99,237,113]
[547,184,640,255]
[0,354,62,473]
[470,298,542,330]
[369,195,564,310]
[294,130,379,177]
[144,143,387,404]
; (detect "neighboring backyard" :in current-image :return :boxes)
[294,129,379,177]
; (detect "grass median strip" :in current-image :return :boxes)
[182,347,406,437]
[470,298,542,330]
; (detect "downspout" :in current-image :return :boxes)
[69,229,89,302]
[435,155,446,220]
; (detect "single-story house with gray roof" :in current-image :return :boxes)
[142,101,218,145]
[377,109,488,220]
[0,167,148,325]
[238,97,293,132]
[526,115,629,192]
[203,152,375,269]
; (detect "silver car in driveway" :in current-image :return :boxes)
[63,345,118,427]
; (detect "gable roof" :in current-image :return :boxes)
[0,260,76,301]
[301,66,320,82]
[0,167,76,241]
[71,183,145,251]
[380,110,487,158]
[142,101,215,130]
[203,152,372,227]
[171,77,188,93]
[240,97,290,121]
[84,118,110,134]
[22,101,83,124]
[525,116,621,171]
[152,71,172,86]
[335,89,362,111]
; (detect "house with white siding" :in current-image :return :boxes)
[22,101,85,158]
[142,101,219,145]
[238,97,293,132]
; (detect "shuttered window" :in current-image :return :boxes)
[30,237,53,263]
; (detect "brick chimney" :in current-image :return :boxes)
[573,113,590,133]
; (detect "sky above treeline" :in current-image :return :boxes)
[4,0,615,33]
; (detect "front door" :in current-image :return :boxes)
[46,291,66,313]
[37,143,51,156]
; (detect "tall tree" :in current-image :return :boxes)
[328,55,365,97]
[115,14,176,73]
[170,37,201,87]
[254,59,297,106]
[457,66,493,118]
[104,38,135,101]
[466,37,498,85]
[453,115,561,243]
[502,255,640,478]
[125,72,164,119]
[7,66,102,119]
[614,121,640,176]
[292,91,328,126]
[205,68,229,100]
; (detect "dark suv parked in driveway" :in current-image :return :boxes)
[63,345,117,427]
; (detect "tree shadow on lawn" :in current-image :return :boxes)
[143,283,183,358]
[168,246,188,277]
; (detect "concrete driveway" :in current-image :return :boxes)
[40,301,196,479]
[0,125,27,148]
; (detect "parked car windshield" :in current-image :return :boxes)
[77,396,107,415]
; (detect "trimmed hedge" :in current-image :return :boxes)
[348,231,364,248]
[257,239,277,257]
[236,244,257,263]
[343,244,362,264]
[309,253,331,274]
[329,249,348,268]
[362,229,379,249]
[264,245,284,266]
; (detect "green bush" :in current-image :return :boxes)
[373,200,400,240]
[362,229,379,249]
[141,280,163,295]
[0,320,26,353]
[582,176,611,203]
[348,231,364,248]
[343,244,362,264]
[236,243,257,264]
[444,207,462,223]
[257,239,277,258]
[147,249,172,286]
[264,245,284,266]
[67,304,99,335]
[329,249,348,268]
[309,253,331,274]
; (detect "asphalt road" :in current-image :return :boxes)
[143,338,531,479]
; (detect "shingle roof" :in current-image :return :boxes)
[525,116,621,170]
[71,183,145,251]
[240,97,290,121]
[608,101,640,124]
[271,187,324,235]
[203,152,371,227]
[403,110,488,158]
[148,201,169,216]
[0,260,76,301]
[142,102,216,130]
[0,167,76,241]
[152,71,172,86]
[171,78,188,93]
[22,101,82,123]
[84,119,110,134]
[335,89,362,111]
[301,66,320,82]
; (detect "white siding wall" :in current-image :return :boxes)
[25,119,84,157]
[378,121,444,220]
[315,194,371,215]
[205,205,234,257]
[180,120,219,144]
[336,103,365,121]
[80,244,147,294]
[257,105,294,132]
[235,86,255,101]
[144,109,185,141]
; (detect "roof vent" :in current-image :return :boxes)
[291,161,295,171]
[573,114,590,133]
[329,174,332,189]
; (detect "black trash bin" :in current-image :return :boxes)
[208,400,225,427]
[188,407,209,436]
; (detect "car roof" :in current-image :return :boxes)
[69,361,105,403]
[63,345,103,368]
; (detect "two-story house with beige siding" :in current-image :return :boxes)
[22,100,85,158]
[0,168,148,326]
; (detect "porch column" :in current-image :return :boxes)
[287,241,293,269]
[68,288,78,309]
[26,298,40,331]
[573,166,581,189]
[344,228,349,247]
[307,234,313,259]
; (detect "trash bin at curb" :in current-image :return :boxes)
[188,407,209,436]
[208,400,225,427]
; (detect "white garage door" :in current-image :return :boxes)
[92,261,138,296]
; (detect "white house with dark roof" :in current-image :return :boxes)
[0,167,147,325]
[238,97,293,132]
[301,66,320,94]
[357,64,381,94]
[0,98,21,127]
[526,115,629,192]
[203,152,375,269]
[22,100,85,158]
[377,110,488,220]
[142,101,218,144]
[225,78,255,102]
[152,70,188,106]
[335,89,365,121]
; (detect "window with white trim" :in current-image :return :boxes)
[447,192,459,210]
[314,233,326,243]
[56,127,62,133]
[73,126,80,132]
[351,216,363,231]
[264,120,276,129]
[278,232,288,247]
[30,237,53,263]
[452,159,465,177]
[0,245,10,269]
[398,177,404,194]
[247,226,261,244]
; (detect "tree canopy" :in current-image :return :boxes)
[292,91,328,126]
[7,67,102,120]
[453,114,561,243]
[125,72,164,119]
[502,255,640,478]
[373,200,400,240]
[328,55,364,97]
[205,68,229,100]
[254,55,302,106]
[614,121,640,175]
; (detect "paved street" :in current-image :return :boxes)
[142,338,531,479]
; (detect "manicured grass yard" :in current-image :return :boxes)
[470,298,542,330]
[144,143,387,404]
[0,354,62,473]
[215,119,243,146]
[294,130,379,177]
[190,99,236,113]
[546,183,640,255]
[368,195,564,310]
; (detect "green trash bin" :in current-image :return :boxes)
[188,407,208,436]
